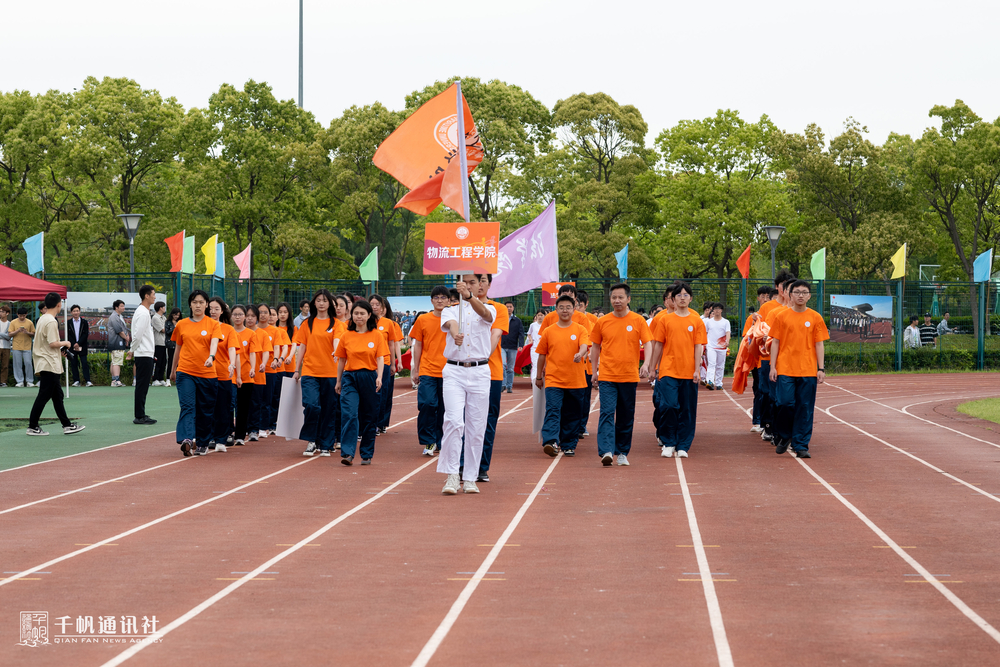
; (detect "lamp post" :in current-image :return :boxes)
[118,213,144,292]
[763,225,785,280]
[398,271,406,296]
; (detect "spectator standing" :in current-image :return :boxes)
[27,292,85,436]
[937,312,954,337]
[11,307,35,387]
[500,301,525,393]
[293,299,310,327]
[0,305,12,387]
[107,300,130,386]
[67,304,92,387]
[164,307,181,388]
[151,302,167,386]
[904,316,922,349]
[128,285,157,425]
[918,314,938,348]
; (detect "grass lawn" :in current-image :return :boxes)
[957,397,1000,426]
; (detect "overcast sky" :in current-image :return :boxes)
[5,0,998,145]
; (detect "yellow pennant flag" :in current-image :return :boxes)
[890,243,906,279]
[202,234,218,275]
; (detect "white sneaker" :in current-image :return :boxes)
[16,383,25,388]
[422,446,435,456]
[152,380,163,387]
[248,432,259,441]
[164,380,171,387]
[63,423,86,435]
[601,453,614,466]
[26,427,49,436]
[751,425,763,433]
[318,450,332,457]
[463,480,480,494]
[215,443,227,452]
[86,381,93,387]
[616,454,630,466]
[661,446,675,458]
[72,381,80,387]
[442,474,460,495]
[677,450,689,458]
[303,442,317,456]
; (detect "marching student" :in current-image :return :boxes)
[335,299,387,466]
[370,295,402,436]
[699,302,713,385]
[527,309,544,377]
[438,274,496,495]
[295,289,345,457]
[208,297,239,451]
[704,303,731,390]
[247,305,271,442]
[475,273,509,483]
[26,292,85,436]
[743,286,775,432]
[333,294,351,327]
[170,290,223,456]
[756,270,794,442]
[231,305,255,446]
[268,303,294,434]
[540,284,590,332]
[574,289,598,438]
[257,303,284,436]
[768,280,829,458]
[449,288,461,306]
[409,286,451,456]
[650,285,678,443]
[535,294,589,456]
[589,283,653,466]
[650,283,707,458]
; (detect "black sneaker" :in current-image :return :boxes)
[477,473,490,483]
[795,450,811,459]
[341,455,354,466]
[775,438,790,455]
[195,446,209,456]
[180,439,193,457]
[361,459,372,465]
[564,449,576,457]
[761,431,774,442]
[601,453,613,466]
[542,441,559,457]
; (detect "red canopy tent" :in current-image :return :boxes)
[0,264,67,300]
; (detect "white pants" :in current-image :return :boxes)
[438,363,491,481]
[707,347,726,386]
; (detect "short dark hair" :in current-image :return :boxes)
[909,315,919,323]
[188,290,210,306]
[774,269,795,288]
[431,285,450,299]
[449,288,460,301]
[17,306,28,315]
[504,300,515,307]
[113,299,125,309]
[44,292,61,309]
[788,279,812,294]
[139,284,155,300]
[757,285,772,296]
[348,299,379,332]
[70,304,81,312]
[610,283,630,296]
[576,289,589,305]
[299,299,309,308]
[713,303,726,312]
[556,294,575,307]
[485,274,493,284]
[154,301,165,313]
[558,284,577,297]
[669,282,693,298]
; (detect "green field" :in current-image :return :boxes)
[0,385,180,471]
[956,398,1000,426]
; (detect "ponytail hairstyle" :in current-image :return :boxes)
[348,299,379,332]
[209,296,232,325]
[307,289,336,333]
[276,301,296,340]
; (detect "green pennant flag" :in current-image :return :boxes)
[810,247,826,281]
[359,247,378,284]
[182,234,195,274]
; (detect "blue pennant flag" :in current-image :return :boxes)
[973,249,993,283]
[615,244,628,281]
[22,232,44,275]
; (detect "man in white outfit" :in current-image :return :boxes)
[438,274,496,495]
[128,285,158,425]
[704,303,731,390]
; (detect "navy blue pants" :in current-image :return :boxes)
[340,369,378,460]
[176,372,218,445]
[479,379,503,475]
[269,371,290,430]
[758,360,774,432]
[597,381,637,457]
[262,372,277,430]
[250,383,267,434]
[417,375,444,448]
[376,364,394,429]
[213,379,233,443]
[750,367,762,425]
[235,382,254,440]
[774,375,818,452]
[654,376,699,452]
[581,373,593,434]
[300,375,337,451]
[542,387,586,451]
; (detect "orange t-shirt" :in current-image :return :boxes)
[213,322,239,381]
[408,312,448,378]
[757,300,784,360]
[651,311,708,380]
[375,317,402,365]
[335,328,390,372]
[540,309,590,334]
[280,325,298,372]
[589,311,651,383]
[769,307,830,377]
[252,327,272,385]
[535,321,590,389]
[263,325,281,373]
[171,317,224,379]
[293,317,343,378]
[271,326,291,371]
[487,299,509,382]
[233,327,255,382]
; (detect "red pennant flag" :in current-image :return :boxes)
[736,244,751,279]
[164,231,185,272]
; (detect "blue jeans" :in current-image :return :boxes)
[376,364,394,429]
[581,374,593,434]
[654,376,699,451]
[479,379,503,475]
[750,367,762,425]
[502,348,517,390]
[250,383,267,434]
[758,360,773,432]
[213,379,233,443]
[542,387,586,451]
[597,381,637,457]
[176,372,218,445]
[262,372,277,430]
[340,370,378,460]
[417,375,444,448]
[774,376,818,452]
[300,375,337,451]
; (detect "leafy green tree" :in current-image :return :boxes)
[0,90,47,269]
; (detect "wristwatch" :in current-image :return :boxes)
[817,368,824,372]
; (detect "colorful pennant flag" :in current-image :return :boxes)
[810,247,826,281]
[22,232,44,275]
[233,243,252,281]
[488,201,559,299]
[973,248,994,283]
[615,244,628,281]
[736,244,751,279]
[164,231,185,272]
[890,243,906,280]
[359,247,379,284]
[202,234,218,275]
[182,234,195,274]
[215,242,226,279]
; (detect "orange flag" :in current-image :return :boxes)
[164,231,185,272]
[373,83,483,218]
[736,244,751,279]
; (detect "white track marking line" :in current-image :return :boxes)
[102,457,437,667]
[0,458,316,588]
[0,431,175,474]
[0,458,191,515]
[411,453,562,667]
[794,457,1000,645]
[676,457,734,667]
[822,401,1000,505]
[720,388,753,419]
[826,383,1000,449]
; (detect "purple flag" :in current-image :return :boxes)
[488,201,559,298]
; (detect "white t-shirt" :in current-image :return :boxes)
[440,300,497,362]
[705,317,731,349]
[527,322,541,348]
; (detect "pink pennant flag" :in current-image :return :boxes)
[233,243,252,281]
[487,201,559,299]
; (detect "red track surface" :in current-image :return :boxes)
[2,374,1000,666]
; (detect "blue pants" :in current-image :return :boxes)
[417,375,444,448]
[750,367,762,425]
[774,375,818,452]
[270,371,290,430]
[176,372,218,445]
[340,369,378,460]
[654,376,699,451]
[376,364,394,429]
[262,372,277,430]
[597,381,637,457]
[582,374,593,434]
[300,375,337,451]
[758,360,774,432]
[213,379,233,443]
[542,387,585,451]
[479,379,503,475]
[652,378,665,442]
[250,383,267,434]
[502,348,517,390]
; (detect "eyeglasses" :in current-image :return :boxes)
[791,291,811,296]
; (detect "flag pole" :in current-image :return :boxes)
[454,80,470,334]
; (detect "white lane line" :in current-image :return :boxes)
[0,431,176,474]
[794,457,1000,645]
[0,458,316,588]
[720,388,753,419]
[411,454,562,667]
[0,458,191,515]
[822,401,1000,505]
[826,383,1000,449]
[101,457,437,667]
[676,457,734,667]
